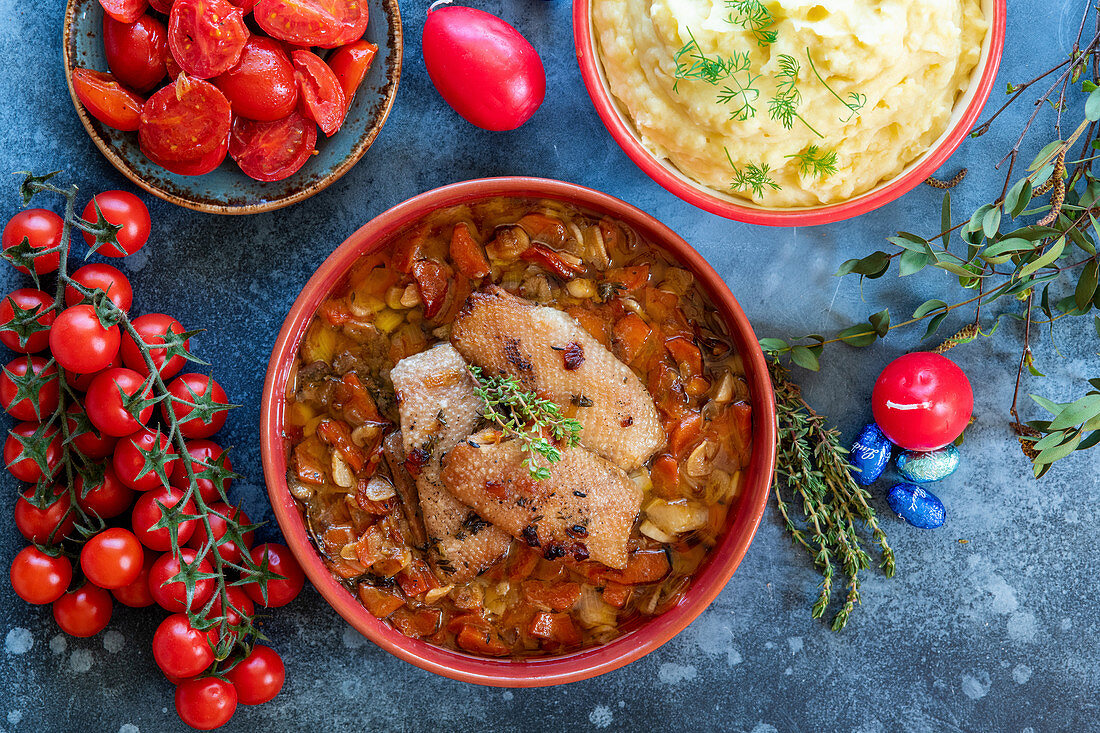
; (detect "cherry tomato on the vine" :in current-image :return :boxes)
[65,263,134,313]
[149,548,216,612]
[84,367,154,437]
[71,68,146,132]
[11,546,73,605]
[132,485,198,550]
[49,304,121,374]
[121,312,189,379]
[205,584,255,629]
[65,404,120,459]
[81,527,145,590]
[80,191,151,258]
[0,289,55,354]
[225,645,284,705]
[152,612,217,678]
[0,356,60,420]
[175,676,238,730]
[163,373,229,438]
[14,486,75,544]
[244,543,304,607]
[53,583,113,637]
[186,502,252,565]
[871,352,974,452]
[172,440,233,503]
[114,427,178,491]
[2,209,66,276]
[75,465,133,518]
[5,422,62,483]
[65,351,124,393]
[103,13,168,93]
[111,551,158,608]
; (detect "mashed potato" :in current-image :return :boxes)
[592,0,988,207]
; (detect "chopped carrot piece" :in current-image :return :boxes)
[505,544,541,582]
[643,286,679,319]
[600,581,632,609]
[603,550,671,585]
[565,306,610,347]
[395,556,440,597]
[685,375,710,398]
[521,580,581,612]
[650,453,680,499]
[322,525,355,552]
[449,222,491,279]
[316,418,367,472]
[357,585,405,618]
[329,557,367,579]
[528,612,581,646]
[389,606,442,638]
[456,624,511,656]
[446,612,489,635]
[668,412,704,460]
[603,264,650,291]
[519,243,585,280]
[338,373,386,426]
[390,226,426,274]
[612,313,652,364]
[293,443,327,485]
[516,213,567,245]
[410,259,452,319]
[665,336,703,379]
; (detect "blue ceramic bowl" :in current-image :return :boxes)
[62,0,402,215]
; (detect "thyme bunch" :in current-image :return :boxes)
[770,360,894,631]
[467,366,582,480]
[3,172,278,665]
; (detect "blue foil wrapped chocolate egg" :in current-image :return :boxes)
[896,444,960,483]
[849,423,893,485]
[887,483,946,529]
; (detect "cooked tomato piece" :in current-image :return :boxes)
[520,243,585,280]
[214,36,299,121]
[456,624,510,656]
[600,581,632,609]
[357,585,405,618]
[390,227,425,274]
[565,305,611,347]
[650,453,680,499]
[612,312,653,364]
[149,0,173,11]
[449,222,490,279]
[145,134,229,176]
[410,259,451,319]
[229,112,317,182]
[72,69,145,131]
[521,580,581,612]
[667,411,703,460]
[528,612,581,646]
[515,213,567,246]
[665,336,703,378]
[327,39,377,109]
[315,418,366,471]
[604,264,650,291]
[100,0,149,23]
[291,49,346,136]
[504,544,540,582]
[389,606,441,638]
[168,0,250,79]
[103,14,168,93]
[336,372,385,425]
[139,75,231,164]
[395,557,439,597]
[254,0,367,47]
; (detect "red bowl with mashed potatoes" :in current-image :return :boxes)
[574,0,1006,226]
[260,177,777,685]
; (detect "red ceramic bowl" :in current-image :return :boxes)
[574,0,1006,226]
[260,177,777,686]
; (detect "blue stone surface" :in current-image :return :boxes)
[897,444,962,483]
[3,2,1098,732]
[850,422,893,485]
[887,483,948,530]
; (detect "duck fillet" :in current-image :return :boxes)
[390,344,510,581]
[450,287,664,471]
[441,431,643,569]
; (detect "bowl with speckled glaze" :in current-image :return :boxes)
[260,176,778,687]
[62,0,402,215]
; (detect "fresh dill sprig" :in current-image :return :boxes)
[725,148,779,198]
[673,29,735,91]
[785,145,838,178]
[467,366,582,480]
[767,55,823,138]
[714,52,760,121]
[725,0,778,47]
[672,31,760,121]
[805,47,866,123]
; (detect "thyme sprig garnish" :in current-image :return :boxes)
[771,360,894,631]
[725,0,777,47]
[763,3,1100,478]
[467,365,582,480]
[805,48,866,123]
[724,148,779,198]
[2,172,277,664]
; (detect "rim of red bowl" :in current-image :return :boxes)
[573,0,1007,226]
[260,177,778,686]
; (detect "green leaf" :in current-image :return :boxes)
[980,237,1035,263]
[868,308,890,337]
[1078,430,1100,451]
[921,312,949,340]
[898,249,930,276]
[888,232,931,252]
[836,251,891,278]
[941,191,951,249]
[758,338,789,353]
[1018,236,1066,279]
[966,204,992,236]
[981,206,1002,239]
[836,325,877,347]
[1086,87,1100,121]
[1028,140,1063,171]
[1048,394,1100,431]
[1035,430,1082,464]
[1030,394,1065,415]
[1095,315,1100,337]
[912,299,948,319]
[1075,261,1099,312]
[790,345,820,371]
[932,259,975,277]
[1004,177,1033,218]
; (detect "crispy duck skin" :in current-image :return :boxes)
[450,286,664,471]
[389,344,510,581]
[441,430,643,570]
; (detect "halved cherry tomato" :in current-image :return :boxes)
[71,69,145,132]
[327,39,376,111]
[254,0,366,46]
[214,37,298,121]
[168,0,250,79]
[99,0,149,24]
[103,13,168,92]
[229,112,317,182]
[0,289,55,354]
[139,76,232,164]
[146,134,229,176]
[291,49,346,136]
[149,0,173,11]
[2,209,65,276]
